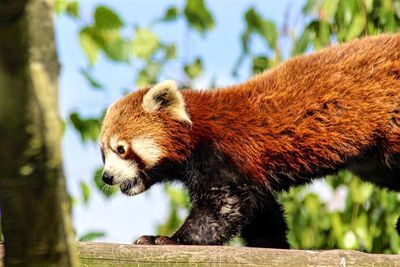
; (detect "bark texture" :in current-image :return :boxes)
[0,0,78,266]
[2,242,400,267]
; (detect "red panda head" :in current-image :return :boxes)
[99,80,193,196]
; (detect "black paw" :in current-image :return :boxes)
[134,235,179,245]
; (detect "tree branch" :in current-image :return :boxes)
[2,242,399,267]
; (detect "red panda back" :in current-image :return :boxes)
[182,34,400,183]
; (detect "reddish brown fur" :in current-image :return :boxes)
[102,34,400,186]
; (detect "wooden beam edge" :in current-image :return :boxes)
[1,242,399,266]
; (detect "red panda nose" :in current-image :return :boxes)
[102,172,114,185]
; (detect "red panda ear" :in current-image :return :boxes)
[142,80,192,124]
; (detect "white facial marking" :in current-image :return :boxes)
[127,181,146,196]
[104,152,138,184]
[131,137,162,167]
[110,135,126,152]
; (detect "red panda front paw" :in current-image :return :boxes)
[135,235,156,245]
[135,235,179,245]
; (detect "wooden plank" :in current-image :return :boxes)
[1,242,400,266]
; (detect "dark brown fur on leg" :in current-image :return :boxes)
[241,194,290,248]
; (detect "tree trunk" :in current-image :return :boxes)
[0,0,79,266]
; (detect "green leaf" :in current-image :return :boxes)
[345,14,366,41]
[364,0,374,13]
[93,167,119,198]
[245,8,258,28]
[302,0,320,15]
[79,231,106,242]
[131,28,160,59]
[292,30,311,55]
[69,195,78,208]
[322,0,339,19]
[164,44,177,59]
[136,62,161,86]
[79,27,100,66]
[162,6,179,22]
[102,37,130,62]
[80,181,91,205]
[353,183,373,204]
[166,186,190,208]
[240,29,251,53]
[381,7,396,32]
[80,7,129,63]
[184,58,203,79]
[54,0,66,15]
[318,21,331,47]
[69,112,102,143]
[244,8,278,49]
[157,185,190,236]
[136,69,152,87]
[252,56,269,74]
[261,20,278,49]
[343,231,358,249]
[306,20,331,49]
[66,1,79,18]
[184,0,215,33]
[80,68,103,89]
[94,6,124,30]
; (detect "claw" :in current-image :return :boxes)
[135,235,156,245]
[134,235,178,245]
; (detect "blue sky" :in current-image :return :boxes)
[56,0,305,243]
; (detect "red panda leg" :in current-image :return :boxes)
[397,217,400,235]
[170,189,255,245]
[134,186,290,247]
[171,206,244,245]
[349,154,400,191]
[135,186,256,245]
[241,194,290,248]
[135,206,245,245]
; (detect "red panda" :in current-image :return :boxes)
[100,34,400,247]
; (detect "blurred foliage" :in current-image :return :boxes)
[78,231,106,242]
[69,112,102,143]
[56,0,400,250]
[184,0,215,34]
[157,185,191,236]
[79,181,91,206]
[80,68,103,89]
[184,57,203,80]
[79,6,129,65]
[281,171,400,252]
[233,7,280,76]
[292,0,400,54]
[55,0,79,18]
[281,1,400,252]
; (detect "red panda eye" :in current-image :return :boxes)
[117,146,125,155]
